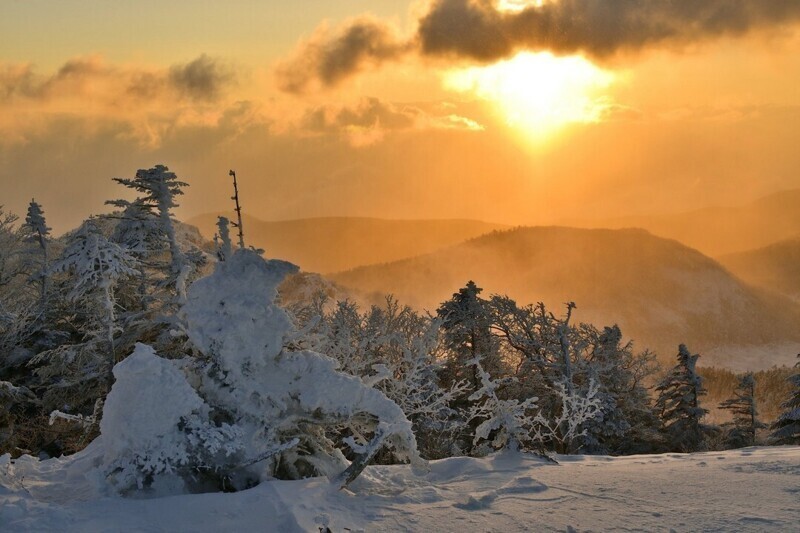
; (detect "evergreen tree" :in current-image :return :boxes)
[654,344,709,452]
[577,326,661,454]
[437,281,502,394]
[107,165,190,301]
[108,200,163,312]
[21,200,51,307]
[719,373,765,448]
[214,216,233,262]
[770,355,800,445]
[436,281,504,452]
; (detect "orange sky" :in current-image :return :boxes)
[2,1,800,233]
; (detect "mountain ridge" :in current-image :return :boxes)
[186,213,510,273]
[586,188,800,256]
[331,226,800,369]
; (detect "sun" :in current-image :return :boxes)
[444,52,617,144]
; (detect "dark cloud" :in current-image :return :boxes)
[304,97,418,132]
[0,55,234,104]
[168,54,233,101]
[276,17,409,93]
[0,64,39,99]
[278,0,800,91]
[418,0,800,61]
[300,97,483,144]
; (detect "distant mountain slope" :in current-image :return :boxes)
[719,237,800,302]
[187,215,508,273]
[332,227,800,366]
[595,189,800,256]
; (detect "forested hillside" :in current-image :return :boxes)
[333,226,800,367]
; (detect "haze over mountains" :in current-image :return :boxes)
[188,214,508,273]
[188,189,800,370]
[331,227,800,369]
[589,189,800,256]
[719,237,800,302]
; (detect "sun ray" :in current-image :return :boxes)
[444,52,617,144]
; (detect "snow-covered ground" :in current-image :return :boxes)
[2,446,798,532]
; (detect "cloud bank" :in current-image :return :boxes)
[0,55,237,146]
[302,97,482,145]
[278,0,800,92]
[1,54,234,104]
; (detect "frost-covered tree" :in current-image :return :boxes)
[770,355,800,445]
[0,206,22,291]
[51,219,139,376]
[214,216,233,262]
[181,250,424,487]
[719,373,765,448]
[107,165,190,301]
[21,200,51,306]
[467,358,538,453]
[0,206,28,352]
[96,343,245,493]
[314,298,468,459]
[437,281,503,407]
[108,200,163,311]
[577,326,661,454]
[488,297,658,454]
[323,299,373,378]
[655,344,709,452]
[531,379,601,454]
[23,220,138,434]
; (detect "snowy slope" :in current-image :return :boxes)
[3,446,798,532]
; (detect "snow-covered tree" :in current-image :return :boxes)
[0,206,27,353]
[108,200,163,311]
[531,378,601,454]
[655,344,709,452]
[181,250,425,487]
[214,216,233,262]
[51,219,139,375]
[287,294,467,460]
[107,165,190,301]
[437,281,503,421]
[0,206,22,291]
[488,297,658,454]
[99,343,245,493]
[770,355,800,445]
[467,358,538,453]
[21,200,51,306]
[719,373,766,448]
[577,326,661,454]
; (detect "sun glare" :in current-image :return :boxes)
[444,52,616,143]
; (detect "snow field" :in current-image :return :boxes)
[2,446,798,532]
